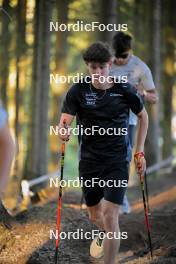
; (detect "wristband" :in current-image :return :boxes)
[134,152,145,171]
[134,151,145,159]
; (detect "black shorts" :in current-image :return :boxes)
[79,160,129,207]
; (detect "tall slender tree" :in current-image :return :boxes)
[162,0,176,158]
[54,0,69,118]
[49,0,69,167]
[56,0,69,77]
[143,0,161,165]
[0,0,11,107]
[145,0,161,165]
[24,0,53,181]
[14,0,27,177]
[152,0,161,162]
[99,0,117,43]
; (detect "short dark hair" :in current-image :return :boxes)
[112,32,132,56]
[83,42,112,63]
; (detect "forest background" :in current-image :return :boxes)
[0,0,175,197]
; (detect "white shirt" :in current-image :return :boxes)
[110,55,155,125]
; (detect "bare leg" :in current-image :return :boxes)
[87,200,105,230]
[87,199,120,264]
[102,200,120,264]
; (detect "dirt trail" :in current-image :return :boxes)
[0,172,176,264]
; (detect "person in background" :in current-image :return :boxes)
[0,100,16,229]
[111,32,158,214]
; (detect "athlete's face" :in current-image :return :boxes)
[87,61,112,84]
[115,50,132,65]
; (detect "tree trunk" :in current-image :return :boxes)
[56,0,69,75]
[133,0,145,54]
[145,0,161,166]
[49,0,69,167]
[0,0,11,108]
[15,0,27,139]
[99,0,117,43]
[14,0,27,175]
[55,0,69,116]
[162,0,176,158]
[24,0,53,182]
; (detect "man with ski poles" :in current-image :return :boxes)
[58,42,148,264]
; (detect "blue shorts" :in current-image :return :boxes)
[0,107,8,129]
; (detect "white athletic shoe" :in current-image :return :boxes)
[90,235,104,258]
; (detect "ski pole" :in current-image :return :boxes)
[134,152,153,258]
[55,119,67,264]
[144,171,150,215]
[139,170,153,258]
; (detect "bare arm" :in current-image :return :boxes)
[134,107,148,174]
[136,107,148,152]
